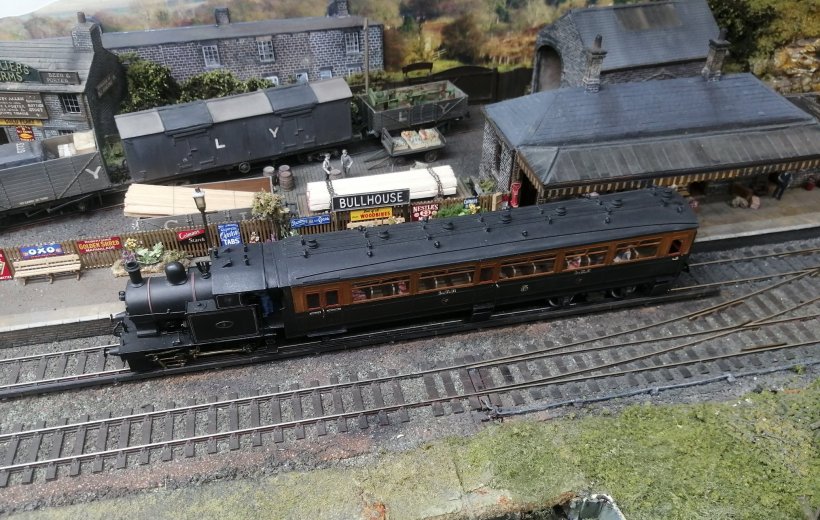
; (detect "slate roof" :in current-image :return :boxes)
[561,0,718,71]
[483,74,820,187]
[101,15,373,49]
[0,38,91,93]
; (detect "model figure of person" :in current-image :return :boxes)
[322,153,332,179]
[340,149,353,177]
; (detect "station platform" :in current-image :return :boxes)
[0,186,818,338]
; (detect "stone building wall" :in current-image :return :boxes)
[109,26,384,84]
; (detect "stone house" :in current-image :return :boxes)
[532,0,718,92]
[101,0,384,86]
[481,34,820,205]
[0,13,125,145]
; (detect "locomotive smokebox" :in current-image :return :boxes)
[165,261,187,285]
[125,260,144,287]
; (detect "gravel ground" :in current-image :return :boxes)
[0,205,135,249]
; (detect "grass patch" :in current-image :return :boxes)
[458,378,820,519]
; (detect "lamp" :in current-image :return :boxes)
[192,187,212,253]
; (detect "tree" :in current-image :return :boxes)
[119,55,180,113]
[441,14,483,64]
[706,0,776,71]
[245,77,275,92]
[179,70,248,102]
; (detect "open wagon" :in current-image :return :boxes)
[358,80,469,136]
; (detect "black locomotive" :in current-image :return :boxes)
[111,187,698,371]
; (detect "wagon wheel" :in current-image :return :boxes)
[548,295,575,308]
[238,162,251,174]
[608,285,637,300]
[423,150,439,162]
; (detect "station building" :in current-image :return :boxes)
[0,13,125,145]
[480,33,820,205]
[101,0,384,86]
[532,0,719,92]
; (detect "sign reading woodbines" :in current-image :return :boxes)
[331,189,410,212]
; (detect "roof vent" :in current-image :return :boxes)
[303,249,309,258]
[222,259,233,267]
[555,207,567,216]
[378,230,390,240]
[244,255,249,266]
[307,239,319,249]
[500,212,512,224]
[367,250,373,257]
[611,199,623,208]
[605,216,611,224]
[521,230,528,237]
[443,222,454,231]
[434,241,441,248]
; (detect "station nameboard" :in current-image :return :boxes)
[331,189,410,212]
[0,92,47,119]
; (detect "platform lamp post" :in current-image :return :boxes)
[192,187,212,254]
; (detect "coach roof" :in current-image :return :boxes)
[274,188,697,287]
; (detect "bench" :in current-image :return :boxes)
[13,254,82,285]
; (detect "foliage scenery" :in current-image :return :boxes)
[1,0,815,77]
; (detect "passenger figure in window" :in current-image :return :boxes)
[614,246,636,263]
[566,256,582,269]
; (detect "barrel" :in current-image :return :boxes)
[328,168,343,180]
[278,165,294,191]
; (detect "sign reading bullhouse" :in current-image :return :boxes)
[331,189,410,212]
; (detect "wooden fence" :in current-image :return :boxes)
[1,194,497,272]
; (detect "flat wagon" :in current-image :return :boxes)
[0,131,113,218]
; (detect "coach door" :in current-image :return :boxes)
[303,286,344,332]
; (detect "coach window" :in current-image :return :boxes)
[666,234,691,255]
[478,266,495,283]
[614,239,660,263]
[563,247,607,270]
[500,254,556,279]
[306,293,321,310]
[352,276,409,302]
[419,266,474,292]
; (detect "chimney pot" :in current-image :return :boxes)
[701,28,731,82]
[583,34,607,93]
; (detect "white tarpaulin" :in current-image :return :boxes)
[306,165,457,212]
[124,184,257,218]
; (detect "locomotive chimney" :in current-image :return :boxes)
[125,260,144,287]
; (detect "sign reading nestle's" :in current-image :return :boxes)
[0,250,12,281]
[0,92,47,119]
[76,237,122,254]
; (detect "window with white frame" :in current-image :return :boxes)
[344,32,360,54]
[265,75,280,87]
[295,71,309,83]
[202,45,220,67]
[59,94,81,114]
[257,39,275,62]
[319,68,333,80]
[346,65,362,77]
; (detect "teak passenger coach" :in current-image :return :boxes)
[112,187,698,371]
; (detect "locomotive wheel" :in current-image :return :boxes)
[608,285,637,300]
[238,162,251,174]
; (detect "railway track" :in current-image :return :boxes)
[0,263,817,487]
[1,244,818,398]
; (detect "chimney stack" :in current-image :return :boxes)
[327,0,350,17]
[215,8,231,25]
[71,12,102,52]
[582,34,607,93]
[702,28,730,81]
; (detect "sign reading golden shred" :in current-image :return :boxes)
[350,207,392,222]
[76,237,122,254]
